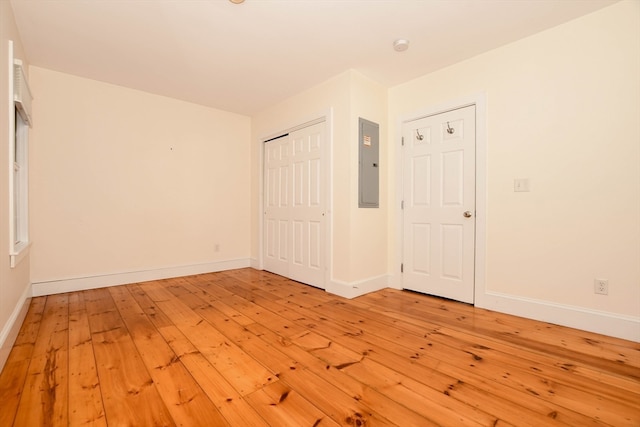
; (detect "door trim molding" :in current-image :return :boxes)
[394,92,487,305]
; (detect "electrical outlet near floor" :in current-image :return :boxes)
[594,279,609,295]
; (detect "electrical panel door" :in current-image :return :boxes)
[359,118,379,208]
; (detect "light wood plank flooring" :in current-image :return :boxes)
[1,268,638,426]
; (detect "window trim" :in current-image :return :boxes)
[9,43,31,268]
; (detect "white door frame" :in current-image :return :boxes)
[394,93,486,304]
[257,111,333,290]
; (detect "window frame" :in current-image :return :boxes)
[9,45,31,268]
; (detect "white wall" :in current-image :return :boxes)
[0,1,32,370]
[29,67,252,295]
[251,70,388,294]
[389,1,639,340]
[347,72,388,286]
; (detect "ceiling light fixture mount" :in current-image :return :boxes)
[393,39,410,52]
[229,0,245,4]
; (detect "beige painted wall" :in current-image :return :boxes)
[251,70,388,287]
[29,68,251,284]
[0,1,31,367]
[389,1,640,319]
[348,73,388,282]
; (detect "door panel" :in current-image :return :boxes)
[293,220,304,265]
[412,223,431,274]
[288,123,325,287]
[403,105,475,303]
[265,219,275,258]
[309,221,321,269]
[278,220,288,262]
[310,158,321,206]
[441,149,464,206]
[264,137,289,277]
[412,154,431,206]
[264,122,325,288]
[441,224,463,279]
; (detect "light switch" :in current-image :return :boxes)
[514,178,530,192]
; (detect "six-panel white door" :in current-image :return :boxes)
[264,134,290,278]
[402,106,476,303]
[264,122,325,288]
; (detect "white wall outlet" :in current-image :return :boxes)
[594,279,609,295]
[514,178,530,192]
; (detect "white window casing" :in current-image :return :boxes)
[9,41,32,268]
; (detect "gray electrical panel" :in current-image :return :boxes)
[358,118,379,208]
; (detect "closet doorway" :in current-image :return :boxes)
[263,121,326,289]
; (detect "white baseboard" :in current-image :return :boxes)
[33,261,636,342]
[326,274,389,299]
[366,274,638,342]
[477,290,640,342]
[0,284,32,372]
[31,258,251,297]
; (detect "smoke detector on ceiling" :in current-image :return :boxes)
[393,39,410,52]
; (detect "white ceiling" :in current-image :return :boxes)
[10,0,616,116]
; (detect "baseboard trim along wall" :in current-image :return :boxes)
[29,264,638,342]
[342,274,638,342]
[31,258,252,297]
[0,285,32,371]
[477,290,640,342]
[326,274,389,299]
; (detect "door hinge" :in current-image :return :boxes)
[401,200,404,210]
[401,137,404,146]
[401,263,404,273]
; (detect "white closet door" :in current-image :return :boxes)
[264,121,325,288]
[264,135,290,278]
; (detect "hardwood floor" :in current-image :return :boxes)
[1,268,638,426]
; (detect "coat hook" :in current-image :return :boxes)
[446,122,455,134]
[416,129,424,140]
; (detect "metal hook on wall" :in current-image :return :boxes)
[416,129,424,141]
[446,122,455,134]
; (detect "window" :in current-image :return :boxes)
[10,46,32,268]
[12,109,28,244]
